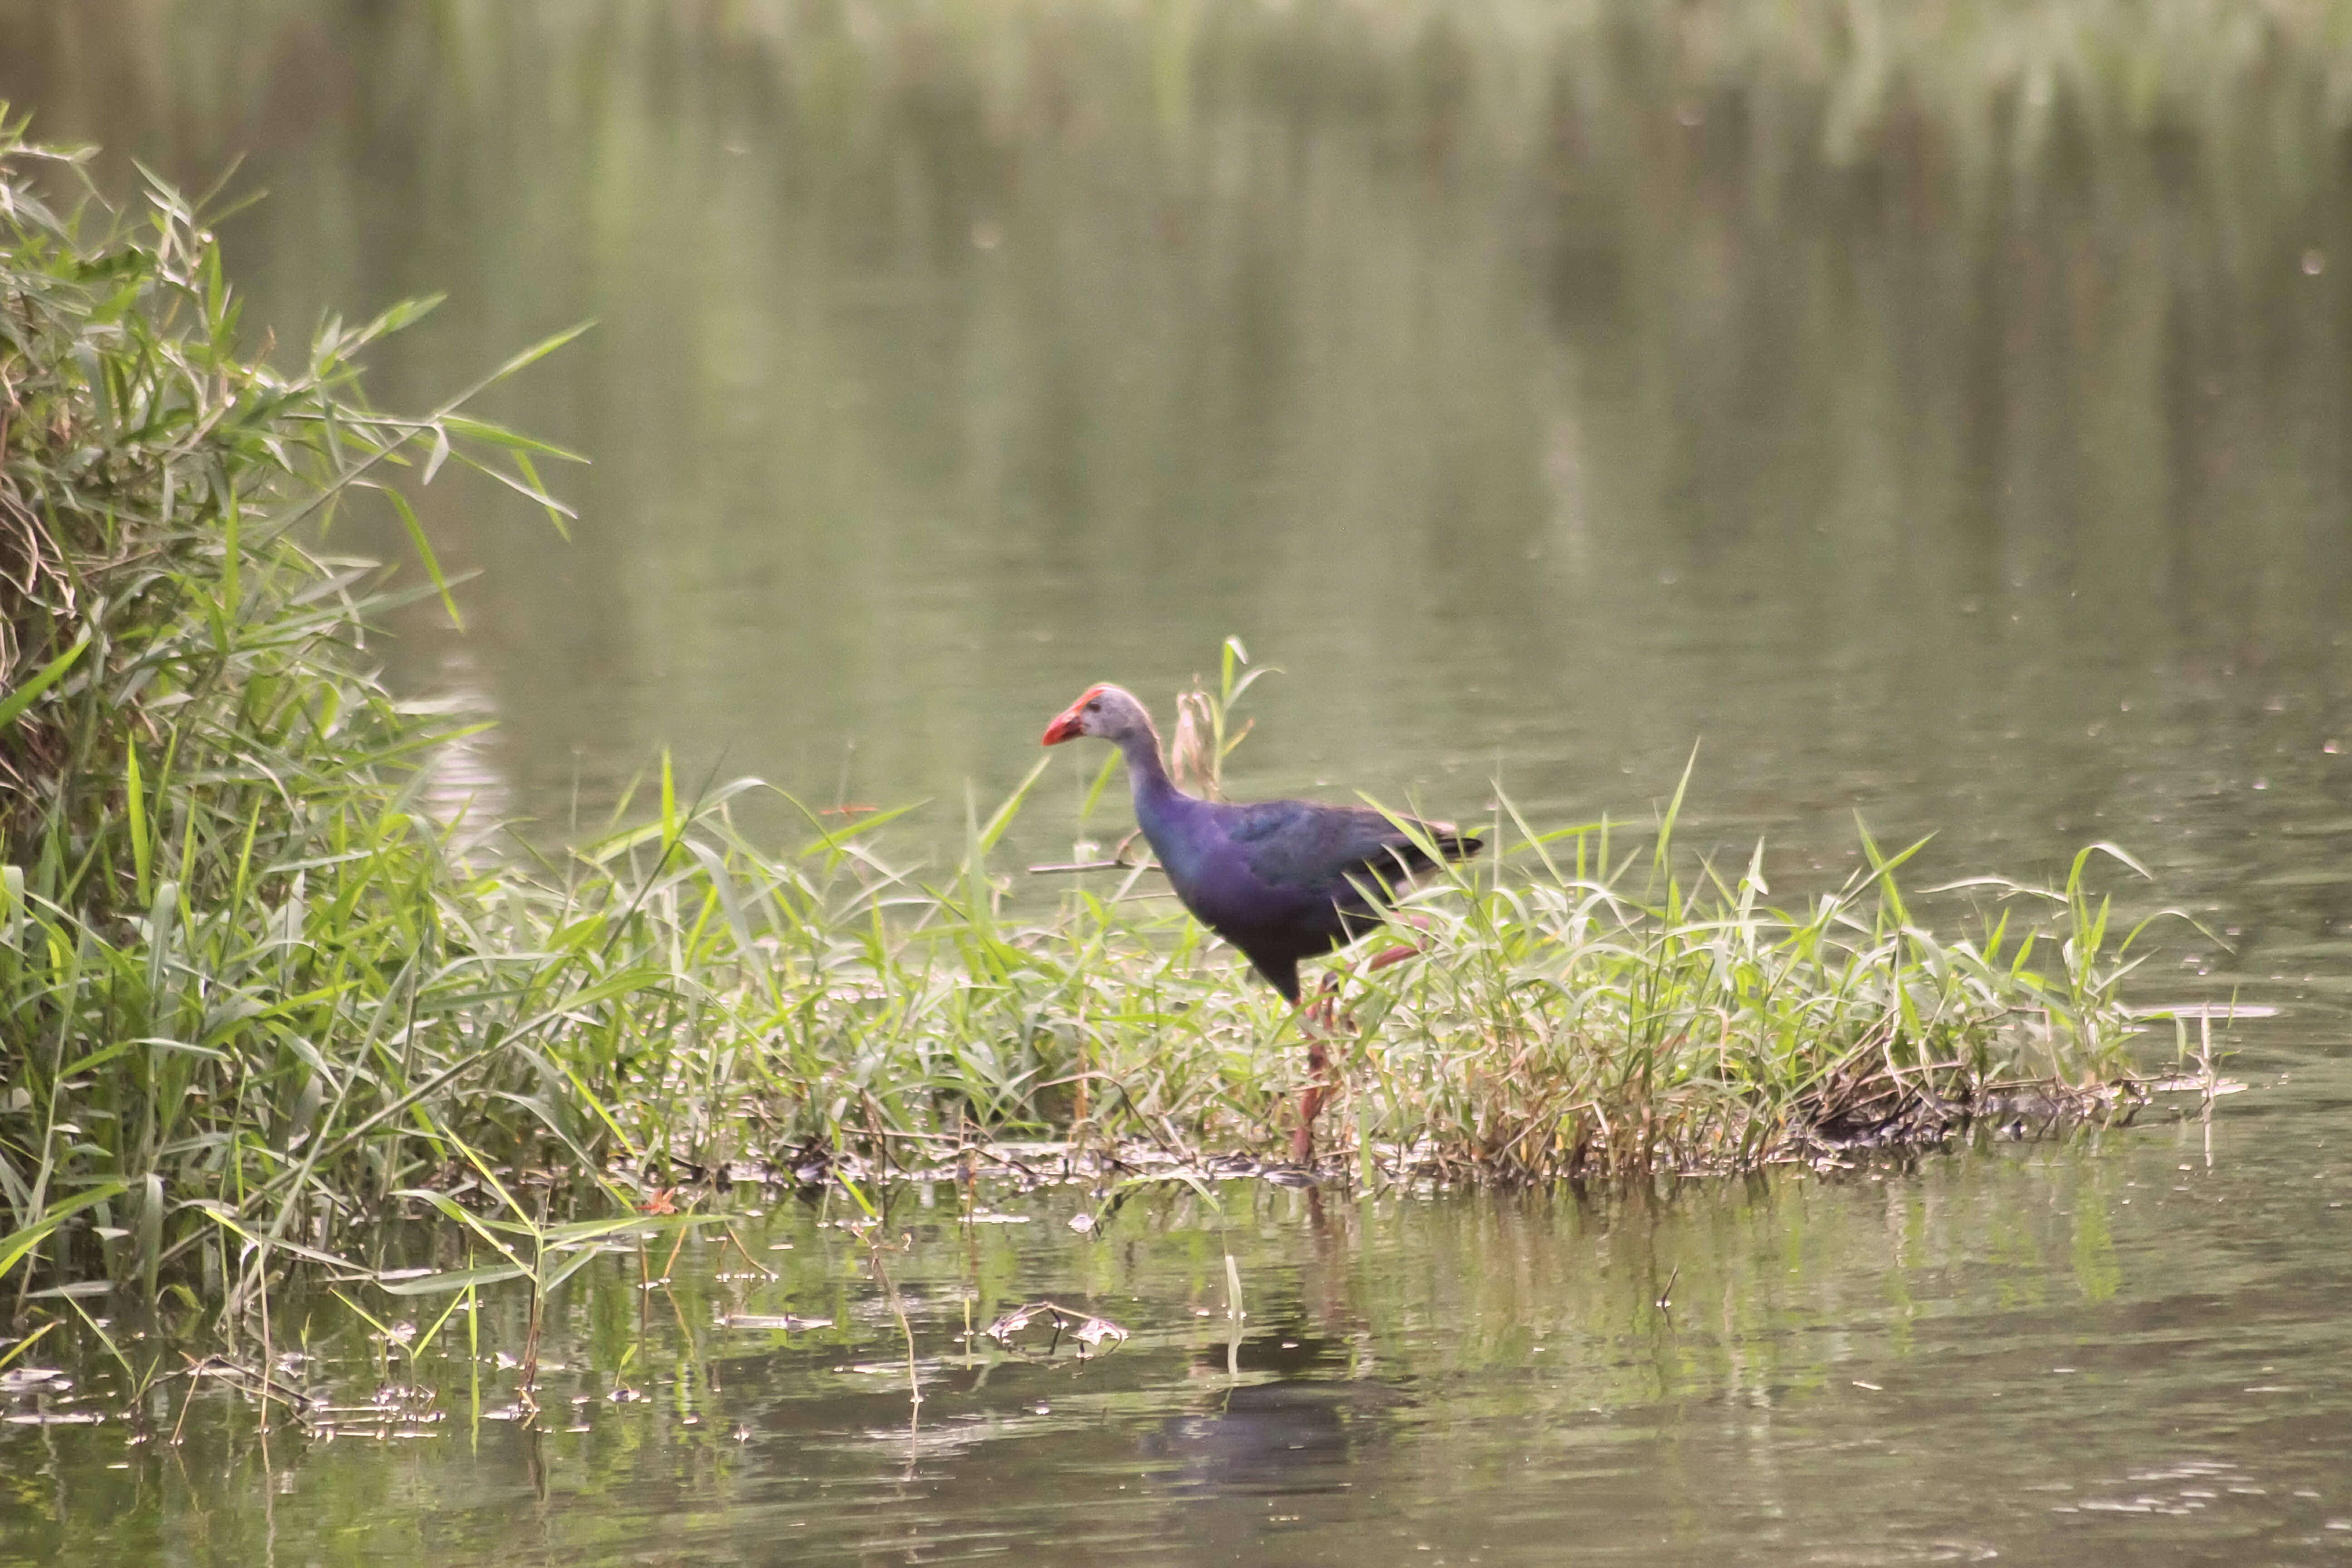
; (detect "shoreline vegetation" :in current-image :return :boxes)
[33,0,2352,196]
[1,128,2201,1323]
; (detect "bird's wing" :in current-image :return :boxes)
[1223,799,1479,897]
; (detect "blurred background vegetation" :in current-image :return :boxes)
[8,0,2352,914]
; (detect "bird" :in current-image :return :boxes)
[1041,682,1482,1161]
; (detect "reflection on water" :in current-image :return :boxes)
[3,1063,2351,1565]
[5,4,2352,1563]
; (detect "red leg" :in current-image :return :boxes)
[1306,970,1346,1029]
[1291,1030,1331,1164]
[1289,931,1428,1164]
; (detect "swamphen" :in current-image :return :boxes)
[1042,683,1482,1161]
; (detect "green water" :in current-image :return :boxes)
[6,2,2352,1561]
[5,1110,2352,1564]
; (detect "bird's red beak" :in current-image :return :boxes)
[1042,687,1102,745]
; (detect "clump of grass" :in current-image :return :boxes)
[0,127,2171,1313]
[1298,819,2161,1181]
[0,121,588,1306]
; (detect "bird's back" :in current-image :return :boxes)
[1220,797,1475,897]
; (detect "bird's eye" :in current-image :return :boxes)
[1084,701,1100,712]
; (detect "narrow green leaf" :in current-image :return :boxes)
[126,744,150,904]
[0,632,91,734]
[382,485,462,628]
[376,1263,529,1296]
[979,754,1054,853]
[0,1184,128,1284]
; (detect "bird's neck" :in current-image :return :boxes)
[1118,727,1191,827]
[1116,727,1215,887]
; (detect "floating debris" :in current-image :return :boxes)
[298,1383,443,1440]
[982,1301,1130,1362]
[0,1368,70,1396]
[167,1355,318,1412]
[719,1312,833,1332]
[2147,1076,2249,1096]
[1069,1316,1127,1350]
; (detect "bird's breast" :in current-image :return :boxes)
[1175,856,1328,944]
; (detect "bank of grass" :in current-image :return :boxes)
[0,131,2168,1307]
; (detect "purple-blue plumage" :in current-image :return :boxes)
[1043,683,1482,1003]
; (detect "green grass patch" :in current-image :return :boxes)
[0,125,2175,1312]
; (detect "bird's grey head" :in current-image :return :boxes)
[1041,683,1157,748]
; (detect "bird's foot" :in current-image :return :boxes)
[1305,998,1353,1031]
[1307,973,1355,1032]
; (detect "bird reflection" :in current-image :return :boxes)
[1137,1330,1406,1495]
[1127,1328,1408,1562]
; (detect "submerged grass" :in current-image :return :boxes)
[0,127,2177,1314]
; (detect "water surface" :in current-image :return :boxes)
[4,1067,2350,1565]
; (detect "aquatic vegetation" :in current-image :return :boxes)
[0,129,2176,1313]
